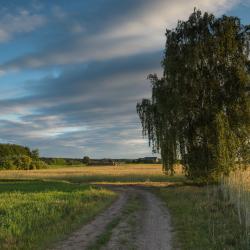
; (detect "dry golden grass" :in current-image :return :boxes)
[0,164,184,184]
[220,167,250,243]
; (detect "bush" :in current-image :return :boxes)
[0,155,47,170]
[0,158,16,170]
[13,155,32,170]
[30,160,48,170]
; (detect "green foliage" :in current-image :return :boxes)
[41,157,83,166]
[30,160,48,170]
[0,158,15,170]
[0,144,47,170]
[0,156,47,170]
[12,155,32,170]
[137,9,250,181]
[83,156,90,164]
[31,149,39,160]
[0,143,31,158]
[66,159,83,165]
[51,158,66,165]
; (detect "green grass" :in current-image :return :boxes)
[0,180,117,250]
[62,174,183,184]
[156,185,249,250]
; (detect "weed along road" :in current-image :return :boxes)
[54,186,173,250]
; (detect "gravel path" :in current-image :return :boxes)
[53,191,129,250]
[53,187,172,250]
[137,190,172,250]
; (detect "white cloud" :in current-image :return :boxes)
[0,9,46,43]
[0,0,242,72]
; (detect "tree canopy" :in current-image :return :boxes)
[0,143,32,158]
[137,9,250,181]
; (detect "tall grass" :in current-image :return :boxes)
[220,168,250,248]
[0,180,116,250]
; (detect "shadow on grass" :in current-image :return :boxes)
[0,179,90,193]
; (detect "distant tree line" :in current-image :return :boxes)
[41,157,83,165]
[0,144,47,170]
[137,9,250,181]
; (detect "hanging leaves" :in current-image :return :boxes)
[137,9,250,181]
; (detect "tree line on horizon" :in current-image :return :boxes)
[137,9,250,181]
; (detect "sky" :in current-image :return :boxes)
[0,0,249,158]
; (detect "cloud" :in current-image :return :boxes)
[0,0,241,73]
[0,51,161,157]
[0,8,46,43]
[0,0,246,158]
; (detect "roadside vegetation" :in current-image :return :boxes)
[0,180,116,250]
[156,168,249,249]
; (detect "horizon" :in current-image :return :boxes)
[0,0,250,158]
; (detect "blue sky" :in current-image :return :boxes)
[0,0,249,158]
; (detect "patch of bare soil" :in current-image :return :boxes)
[136,190,172,250]
[53,191,128,250]
[53,187,172,250]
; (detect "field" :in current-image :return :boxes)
[0,164,249,249]
[0,180,116,249]
[0,164,184,183]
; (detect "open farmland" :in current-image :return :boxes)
[0,164,249,249]
[0,164,184,184]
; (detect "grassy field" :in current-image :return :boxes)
[0,164,184,183]
[0,164,177,250]
[0,180,116,250]
[155,167,250,250]
[156,185,249,249]
[0,164,249,249]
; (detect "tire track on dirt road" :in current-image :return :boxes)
[53,187,172,250]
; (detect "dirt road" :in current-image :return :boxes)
[54,187,172,250]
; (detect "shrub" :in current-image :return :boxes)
[13,155,32,170]
[0,156,47,170]
[0,158,15,170]
[30,160,48,170]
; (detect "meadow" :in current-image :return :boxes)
[0,164,249,249]
[156,167,250,249]
[0,180,116,249]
